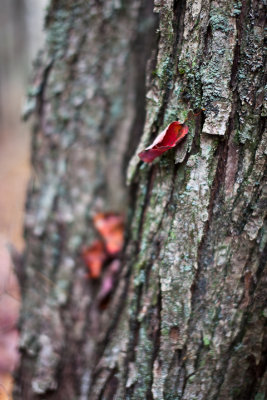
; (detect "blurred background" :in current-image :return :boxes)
[0,1,47,398]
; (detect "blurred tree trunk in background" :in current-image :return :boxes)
[0,0,47,137]
[0,0,26,135]
[0,0,47,250]
[14,0,266,399]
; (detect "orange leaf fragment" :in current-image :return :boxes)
[138,121,189,163]
[93,213,124,255]
[82,240,107,279]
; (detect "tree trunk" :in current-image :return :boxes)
[15,0,266,399]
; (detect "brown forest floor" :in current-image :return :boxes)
[0,126,30,399]
[0,3,46,398]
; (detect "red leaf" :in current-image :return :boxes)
[93,213,124,255]
[138,121,189,163]
[82,240,107,279]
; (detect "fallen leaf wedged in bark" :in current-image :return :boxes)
[138,121,189,163]
[82,240,107,279]
[97,259,121,309]
[93,213,124,255]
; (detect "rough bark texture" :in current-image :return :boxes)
[15,0,266,399]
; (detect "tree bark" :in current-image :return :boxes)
[15,0,266,399]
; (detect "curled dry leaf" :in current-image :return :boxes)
[82,240,107,279]
[93,213,124,255]
[138,121,189,163]
[97,259,121,309]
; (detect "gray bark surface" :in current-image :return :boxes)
[15,0,266,399]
